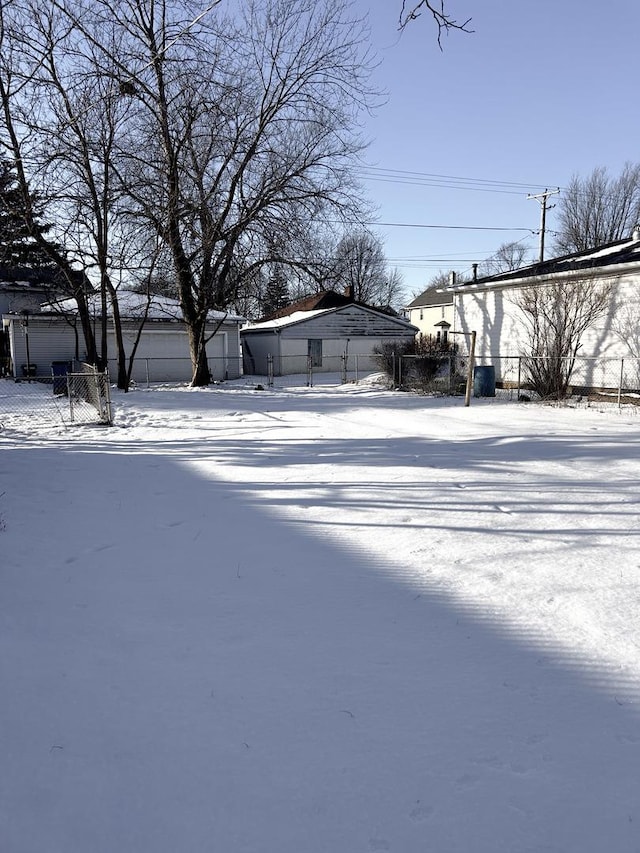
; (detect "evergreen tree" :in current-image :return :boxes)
[262,269,290,317]
[0,160,57,268]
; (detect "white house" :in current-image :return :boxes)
[241,297,418,376]
[0,266,81,375]
[447,234,640,392]
[405,283,455,340]
[3,290,245,383]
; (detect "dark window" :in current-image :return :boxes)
[308,339,322,367]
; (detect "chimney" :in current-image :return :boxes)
[632,224,640,242]
[344,284,354,301]
[448,271,456,286]
[472,263,478,282]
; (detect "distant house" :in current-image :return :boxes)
[0,265,82,316]
[2,290,244,383]
[0,266,85,375]
[448,233,640,391]
[405,284,455,341]
[241,291,418,375]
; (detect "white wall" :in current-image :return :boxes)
[5,315,243,382]
[454,273,640,390]
[7,317,81,377]
[407,302,455,338]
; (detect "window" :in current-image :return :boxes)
[308,339,322,367]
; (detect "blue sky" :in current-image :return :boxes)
[353,0,640,299]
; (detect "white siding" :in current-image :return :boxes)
[7,316,81,378]
[454,273,640,389]
[5,315,243,383]
[241,305,417,375]
[407,303,455,338]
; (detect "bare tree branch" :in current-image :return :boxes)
[555,163,640,254]
[513,277,613,400]
[399,1,473,47]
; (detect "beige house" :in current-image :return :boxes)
[405,284,455,341]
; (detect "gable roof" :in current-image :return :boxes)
[406,285,454,308]
[0,265,90,292]
[258,289,401,322]
[242,303,418,334]
[259,290,353,321]
[452,235,640,293]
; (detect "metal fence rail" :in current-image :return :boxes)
[107,356,241,386]
[474,355,640,404]
[0,363,112,431]
[256,353,378,388]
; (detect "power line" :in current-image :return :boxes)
[369,221,533,232]
[358,166,559,196]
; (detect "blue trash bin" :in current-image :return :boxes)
[51,360,72,395]
[473,365,496,397]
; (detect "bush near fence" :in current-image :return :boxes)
[374,338,466,394]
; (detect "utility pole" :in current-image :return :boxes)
[528,188,560,263]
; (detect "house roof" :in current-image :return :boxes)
[242,303,418,334]
[38,290,245,323]
[259,290,353,321]
[451,235,640,293]
[406,285,454,308]
[0,264,90,292]
[258,289,402,322]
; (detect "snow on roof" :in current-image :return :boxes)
[450,235,640,294]
[39,290,244,323]
[243,305,417,333]
[242,308,332,332]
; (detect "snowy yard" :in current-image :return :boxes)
[1,377,640,852]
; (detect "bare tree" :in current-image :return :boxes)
[399,1,472,45]
[480,241,530,276]
[68,0,376,385]
[0,0,161,389]
[0,4,101,365]
[514,277,613,399]
[555,163,640,255]
[0,0,376,387]
[331,230,404,309]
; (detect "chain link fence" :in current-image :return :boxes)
[251,353,380,388]
[473,355,640,405]
[106,355,241,386]
[0,362,112,432]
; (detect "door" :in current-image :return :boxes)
[308,338,322,367]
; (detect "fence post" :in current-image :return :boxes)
[618,358,624,409]
[355,354,359,384]
[267,354,274,387]
[103,371,113,424]
[463,330,476,407]
[68,377,75,422]
[307,355,313,387]
[517,356,522,400]
[341,353,347,384]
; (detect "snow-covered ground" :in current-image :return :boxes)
[2,376,640,852]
